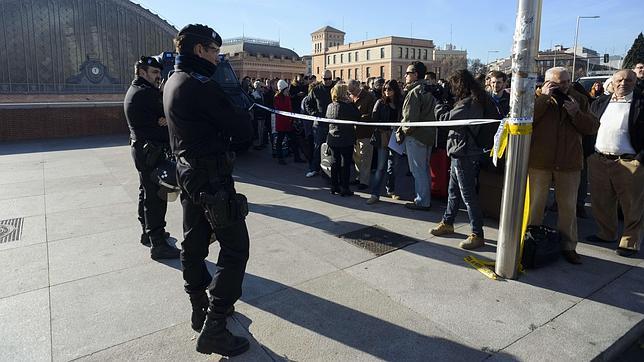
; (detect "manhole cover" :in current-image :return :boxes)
[0,218,24,243]
[338,225,418,256]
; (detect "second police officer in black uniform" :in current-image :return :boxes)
[163,24,253,357]
[124,56,181,260]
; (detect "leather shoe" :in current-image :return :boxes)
[150,243,181,260]
[562,250,582,264]
[615,247,637,257]
[140,231,170,247]
[586,235,614,243]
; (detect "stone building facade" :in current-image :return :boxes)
[310,26,436,83]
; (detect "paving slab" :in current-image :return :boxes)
[49,262,189,361]
[44,173,123,194]
[0,288,51,362]
[0,214,47,252]
[0,179,44,201]
[237,270,497,361]
[0,242,49,299]
[0,194,45,219]
[45,202,139,242]
[44,185,133,214]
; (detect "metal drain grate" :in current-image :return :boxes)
[0,218,24,244]
[338,225,418,256]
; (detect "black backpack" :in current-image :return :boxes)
[521,225,561,269]
[465,95,502,153]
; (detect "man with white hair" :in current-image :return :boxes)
[587,69,644,257]
[528,67,599,264]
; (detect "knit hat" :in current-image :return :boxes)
[277,79,289,92]
[177,24,222,47]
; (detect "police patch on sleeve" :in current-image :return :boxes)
[189,72,211,83]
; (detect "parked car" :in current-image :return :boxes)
[577,75,611,93]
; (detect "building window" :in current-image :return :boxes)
[398,47,403,58]
[348,52,352,62]
[412,48,415,59]
[399,66,403,79]
[327,56,330,64]
[355,51,358,61]
[355,68,359,79]
[380,47,385,59]
[317,66,320,75]
[333,55,336,64]
[366,50,371,60]
[405,48,409,59]
[340,54,343,63]
[424,49,428,60]
[333,70,336,78]
[380,66,384,77]
[340,69,343,79]
[348,68,352,79]
[366,67,371,77]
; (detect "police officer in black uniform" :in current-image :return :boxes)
[124,56,181,260]
[163,25,253,357]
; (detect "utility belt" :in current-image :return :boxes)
[131,139,171,171]
[177,152,248,229]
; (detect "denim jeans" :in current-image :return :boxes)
[404,136,432,207]
[443,155,484,236]
[386,150,399,194]
[370,147,389,197]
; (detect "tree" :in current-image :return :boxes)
[435,56,467,79]
[623,32,644,69]
[468,58,486,76]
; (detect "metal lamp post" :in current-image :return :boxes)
[571,15,599,81]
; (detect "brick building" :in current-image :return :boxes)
[220,37,306,80]
[310,26,436,82]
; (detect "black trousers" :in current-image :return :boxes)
[132,145,167,245]
[177,162,249,314]
[330,145,353,192]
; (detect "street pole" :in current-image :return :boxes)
[572,16,580,81]
[571,16,599,81]
[495,0,542,279]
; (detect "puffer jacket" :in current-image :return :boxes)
[325,101,361,147]
[529,87,599,171]
[274,93,293,132]
[400,80,437,146]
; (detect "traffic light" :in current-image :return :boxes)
[603,53,609,63]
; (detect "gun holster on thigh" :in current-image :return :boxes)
[198,190,248,229]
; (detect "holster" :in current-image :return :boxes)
[132,140,168,171]
[199,190,248,229]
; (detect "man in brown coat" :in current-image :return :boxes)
[528,66,599,264]
[348,79,376,189]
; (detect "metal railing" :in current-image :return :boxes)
[0,83,129,94]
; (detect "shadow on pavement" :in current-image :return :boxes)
[0,134,128,155]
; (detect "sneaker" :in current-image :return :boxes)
[386,192,400,200]
[459,234,485,250]
[615,247,637,257]
[150,243,181,260]
[430,222,454,236]
[305,171,318,178]
[404,202,431,211]
[366,196,379,205]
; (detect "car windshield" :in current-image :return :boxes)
[213,62,239,87]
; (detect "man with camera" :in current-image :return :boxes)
[163,24,253,357]
[527,67,599,264]
[124,56,180,260]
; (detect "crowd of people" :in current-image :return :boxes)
[241,60,644,262]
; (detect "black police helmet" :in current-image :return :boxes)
[177,24,222,47]
[151,159,180,192]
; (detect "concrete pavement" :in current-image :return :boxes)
[0,135,642,361]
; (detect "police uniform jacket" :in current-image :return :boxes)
[163,54,252,160]
[124,76,168,143]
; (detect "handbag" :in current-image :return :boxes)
[521,225,561,269]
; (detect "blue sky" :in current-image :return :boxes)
[132,0,642,62]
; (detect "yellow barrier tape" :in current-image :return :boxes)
[518,177,531,273]
[508,123,533,135]
[464,256,500,280]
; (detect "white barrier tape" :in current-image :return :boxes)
[250,103,502,128]
[507,116,533,124]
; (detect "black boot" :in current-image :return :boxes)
[196,312,249,356]
[190,293,209,332]
[140,233,150,247]
[150,237,180,260]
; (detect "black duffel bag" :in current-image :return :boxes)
[521,225,561,269]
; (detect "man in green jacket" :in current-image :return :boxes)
[398,61,437,210]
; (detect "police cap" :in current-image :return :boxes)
[137,56,163,70]
[177,24,222,47]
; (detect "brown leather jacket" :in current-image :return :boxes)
[529,87,599,171]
